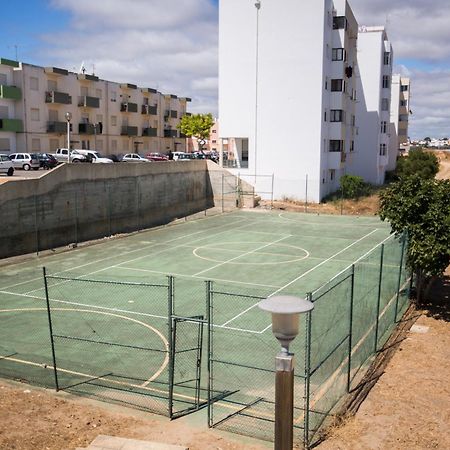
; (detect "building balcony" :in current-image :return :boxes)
[142,127,157,137]
[141,104,158,115]
[78,95,100,108]
[77,73,99,82]
[78,123,97,135]
[0,118,23,132]
[120,102,138,113]
[164,129,178,138]
[47,121,67,133]
[0,85,21,100]
[44,67,69,76]
[121,126,138,136]
[45,91,72,105]
[328,151,343,169]
[0,58,19,68]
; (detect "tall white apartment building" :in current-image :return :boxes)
[388,75,411,171]
[219,0,359,202]
[348,26,393,184]
[0,58,190,156]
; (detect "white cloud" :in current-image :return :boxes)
[35,0,449,137]
[39,0,218,115]
[351,0,450,138]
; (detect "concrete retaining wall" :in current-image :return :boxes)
[0,161,218,259]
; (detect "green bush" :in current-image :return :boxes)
[395,149,439,180]
[340,175,371,199]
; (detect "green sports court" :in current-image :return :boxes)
[0,209,410,446]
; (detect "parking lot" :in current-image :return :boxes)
[0,168,45,182]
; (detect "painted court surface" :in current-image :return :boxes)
[0,209,393,418]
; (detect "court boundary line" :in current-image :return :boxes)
[222,228,379,328]
[0,307,169,386]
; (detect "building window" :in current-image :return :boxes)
[0,105,8,119]
[351,115,356,127]
[329,140,344,152]
[380,144,387,156]
[47,80,57,92]
[32,139,41,152]
[80,86,89,96]
[382,75,390,89]
[30,77,39,91]
[96,88,102,99]
[400,100,408,107]
[111,91,117,102]
[331,79,343,92]
[30,108,40,121]
[333,16,347,30]
[381,98,390,111]
[330,110,344,122]
[329,169,336,181]
[325,77,328,90]
[332,48,346,61]
[111,115,117,126]
[324,110,327,122]
[350,141,354,152]
[383,52,391,65]
[381,121,387,133]
[400,85,409,92]
[399,114,409,122]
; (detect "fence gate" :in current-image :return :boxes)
[169,315,205,419]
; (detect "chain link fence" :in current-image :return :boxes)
[208,232,411,448]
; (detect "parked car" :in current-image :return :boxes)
[74,149,113,163]
[9,153,40,170]
[0,154,14,176]
[172,152,192,161]
[146,152,169,162]
[122,153,150,162]
[53,148,87,163]
[38,153,58,169]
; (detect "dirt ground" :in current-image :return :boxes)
[1,156,449,449]
[1,273,448,450]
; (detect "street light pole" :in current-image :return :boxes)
[94,123,97,150]
[65,112,72,164]
[259,295,314,450]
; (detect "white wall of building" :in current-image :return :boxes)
[349,27,392,185]
[219,0,361,202]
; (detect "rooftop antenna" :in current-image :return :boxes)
[92,64,95,76]
[8,44,19,61]
[79,61,86,73]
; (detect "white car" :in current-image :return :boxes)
[121,153,150,162]
[9,153,40,170]
[0,154,14,176]
[75,149,113,163]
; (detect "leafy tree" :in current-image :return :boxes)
[178,113,214,154]
[394,148,439,180]
[379,176,450,301]
[340,175,371,199]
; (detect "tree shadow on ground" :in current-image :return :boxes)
[423,275,450,322]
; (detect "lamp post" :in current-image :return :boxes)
[258,295,314,450]
[65,112,72,164]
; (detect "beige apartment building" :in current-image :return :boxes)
[0,57,190,156]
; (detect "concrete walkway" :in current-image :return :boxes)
[76,435,188,450]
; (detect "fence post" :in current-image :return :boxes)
[221,173,224,213]
[136,176,140,231]
[107,181,112,236]
[303,292,313,448]
[394,235,406,322]
[347,264,355,392]
[206,280,213,427]
[374,244,385,352]
[34,194,39,256]
[270,173,274,210]
[168,276,174,417]
[74,190,78,246]
[43,267,59,391]
[305,174,308,213]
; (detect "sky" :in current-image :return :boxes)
[0,0,449,140]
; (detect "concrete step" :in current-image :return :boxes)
[88,435,188,450]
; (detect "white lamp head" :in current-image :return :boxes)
[65,112,72,122]
[259,295,314,354]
